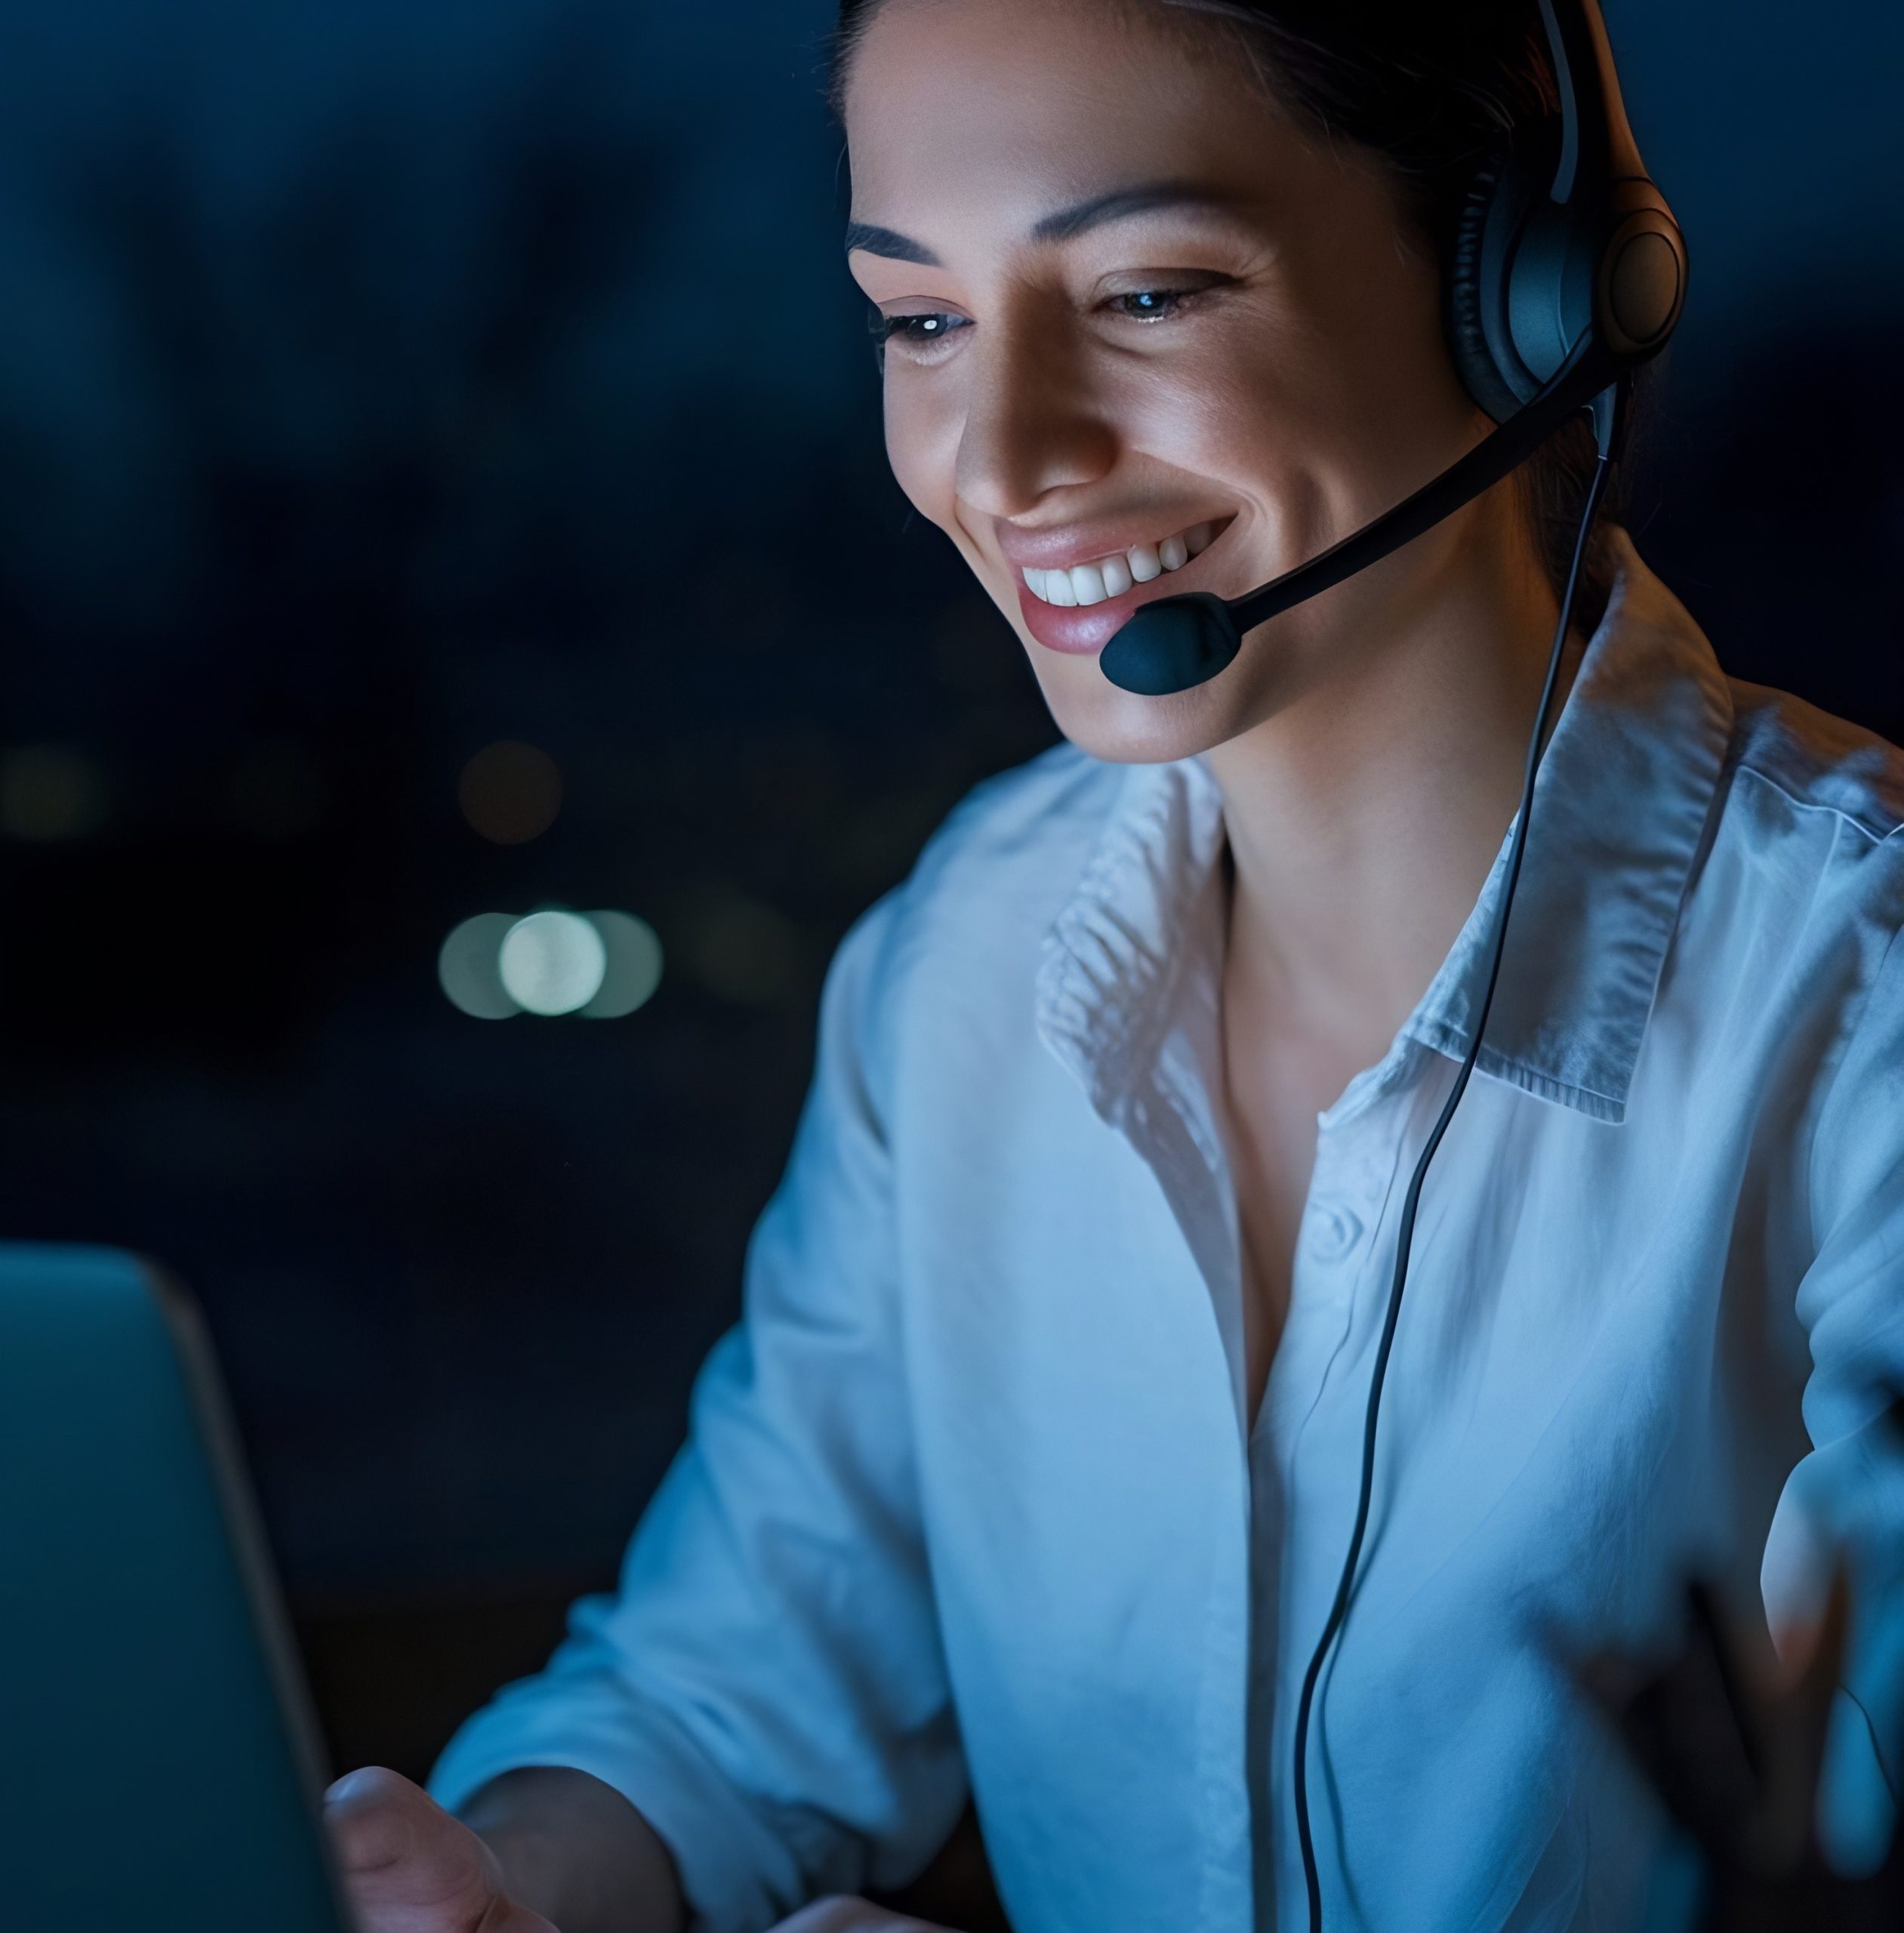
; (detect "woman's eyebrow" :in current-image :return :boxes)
[845,222,941,266]
[845,183,1246,264]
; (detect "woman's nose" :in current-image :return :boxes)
[953,319,1118,519]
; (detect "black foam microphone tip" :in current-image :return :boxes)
[1098,591,1241,696]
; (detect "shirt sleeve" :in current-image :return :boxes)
[429,892,966,1930]
[1763,902,1904,1874]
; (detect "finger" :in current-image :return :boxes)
[324,1768,424,1876]
[324,1767,497,1918]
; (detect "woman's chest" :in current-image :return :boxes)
[898,1050,1810,1681]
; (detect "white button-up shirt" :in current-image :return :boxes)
[433,538,1904,1931]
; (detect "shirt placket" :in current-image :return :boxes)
[1264,1075,1410,1460]
[1248,1061,1428,1928]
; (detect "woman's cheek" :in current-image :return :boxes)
[882,378,962,532]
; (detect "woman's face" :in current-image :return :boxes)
[843,0,1493,763]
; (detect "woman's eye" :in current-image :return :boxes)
[873,310,970,356]
[1110,288,1192,322]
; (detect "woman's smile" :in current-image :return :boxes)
[1000,514,1234,653]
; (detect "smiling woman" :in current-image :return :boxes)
[326,5,1904,1932]
[837,0,1597,773]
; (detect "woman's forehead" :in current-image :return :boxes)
[843,0,1299,233]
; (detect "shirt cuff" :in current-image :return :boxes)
[430,1681,805,1933]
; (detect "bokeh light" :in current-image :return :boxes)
[0,745,109,842]
[437,913,522,1019]
[440,909,665,1020]
[498,910,607,1016]
[579,911,664,1018]
[681,888,803,1007]
[458,741,562,845]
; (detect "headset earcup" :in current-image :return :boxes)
[1446,159,1529,426]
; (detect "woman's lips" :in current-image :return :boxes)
[1015,526,1231,655]
[1017,576,1160,654]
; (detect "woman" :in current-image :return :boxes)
[327,2,1904,1928]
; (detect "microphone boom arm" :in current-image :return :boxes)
[1097,337,1612,697]
[1228,334,1610,634]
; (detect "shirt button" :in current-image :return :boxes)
[1305,1201,1364,1262]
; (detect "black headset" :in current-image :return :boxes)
[1097,0,1686,698]
[1189,7,1684,1929]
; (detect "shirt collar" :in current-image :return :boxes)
[1037,533,1735,1128]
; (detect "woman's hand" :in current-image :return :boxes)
[325,1767,559,1933]
[325,1770,945,1933]
[769,1902,949,1932]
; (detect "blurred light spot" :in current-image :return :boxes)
[459,741,562,845]
[441,908,662,1022]
[0,745,109,842]
[498,911,606,1016]
[579,911,664,1018]
[230,741,326,839]
[438,914,521,1019]
[683,889,803,1006]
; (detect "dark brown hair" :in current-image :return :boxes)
[833,0,1628,621]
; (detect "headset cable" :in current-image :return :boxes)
[1291,382,1623,1933]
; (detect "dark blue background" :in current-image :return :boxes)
[0,0,1898,1776]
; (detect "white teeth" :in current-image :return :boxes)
[1020,522,1219,606]
[1069,563,1108,606]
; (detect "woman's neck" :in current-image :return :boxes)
[1203,515,1572,1072]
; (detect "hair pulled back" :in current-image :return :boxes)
[832,0,1632,622]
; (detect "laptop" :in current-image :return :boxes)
[0,1244,353,1931]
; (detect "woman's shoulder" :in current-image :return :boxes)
[911,739,1127,896]
[827,741,1129,1040]
[1683,679,1904,1093]
[1722,677,1904,853]
[890,738,1129,948]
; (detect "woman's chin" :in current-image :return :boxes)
[1024,640,1261,767]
